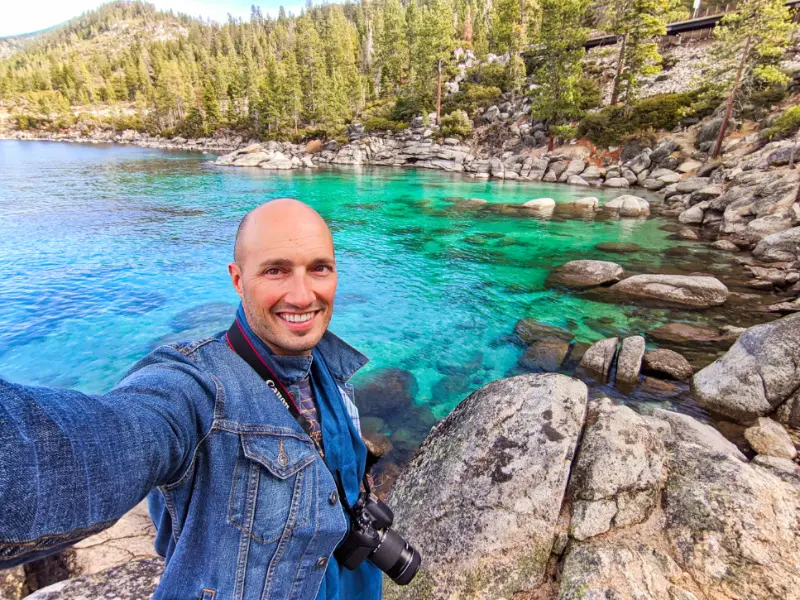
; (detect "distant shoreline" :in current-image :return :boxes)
[0,130,235,154]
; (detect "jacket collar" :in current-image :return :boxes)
[235,303,368,385]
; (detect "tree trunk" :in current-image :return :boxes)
[610,34,627,106]
[547,134,554,151]
[436,59,443,124]
[711,36,751,159]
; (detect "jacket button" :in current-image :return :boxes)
[316,557,328,569]
[328,491,338,505]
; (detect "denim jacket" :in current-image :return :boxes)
[0,328,380,600]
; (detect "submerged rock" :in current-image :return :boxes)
[642,348,693,380]
[648,322,731,346]
[385,374,588,600]
[693,313,800,423]
[169,302,236,333]
[519,339,571,372]
[546,260,624,289]
[353,368,419,418]
[594,241,643,254]
[513,319,574,344]
[610,274,728,308]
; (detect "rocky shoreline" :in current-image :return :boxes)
[12,313,798,600]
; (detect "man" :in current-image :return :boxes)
[0,199,383,599]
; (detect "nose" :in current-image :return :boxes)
[284,270,315,308]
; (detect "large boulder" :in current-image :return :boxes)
[231,151,271,167]
[579,337,618,381]
[744,417,797,459]
[602,195,650,217]
[545,260,624,289]
[568,399,666,540]
[603,177,630,188]
[753,226,800,263]
[654,410,800,600]
[714,170,800,243]
[615,336,646,383]
[523,197,556,210]
[385,374,588,599]
[558,159,586,182]
[0,567,25,600]
[24,558,164,600]
[693,313,800,423]
[610,274,728,308]
[562,404,800,600]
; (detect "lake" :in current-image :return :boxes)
[0,140,751,479]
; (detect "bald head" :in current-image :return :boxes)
[233,198,333,265]
[228,198,338,355]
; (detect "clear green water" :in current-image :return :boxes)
[1,140,728,472]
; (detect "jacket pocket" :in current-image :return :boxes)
[228,432,316,544]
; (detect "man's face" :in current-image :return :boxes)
[229,205,337,356]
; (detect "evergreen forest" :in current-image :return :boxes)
[0,0,793,143]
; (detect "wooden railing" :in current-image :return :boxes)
[585,0,799,48]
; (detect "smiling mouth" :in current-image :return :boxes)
[277,310,320,324]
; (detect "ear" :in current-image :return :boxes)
[228,262,244,299]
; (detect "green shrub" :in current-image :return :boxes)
[364,117,408,133]
[631,93,693,131]
[391,96,428,122]
[362,98,395,120]
[441,84,502,116]
[550,124,577,143]
[577,105,629,147]
[440,109,473,139]
[577,78,602,112]
[686,87,723,120]
[750,85,787,109]
[577,92,694,147]
[466,63,508,90]
[761,104,800,140]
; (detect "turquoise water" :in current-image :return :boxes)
[1,140,719,473]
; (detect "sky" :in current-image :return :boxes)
[1,0,303,37]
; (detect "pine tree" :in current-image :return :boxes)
[529,0,590,149]
[295,12,330,125]
[377,0,408,97]
[606,0,686,105]
[710,0,796,157]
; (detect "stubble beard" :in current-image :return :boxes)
[242,300,329,356]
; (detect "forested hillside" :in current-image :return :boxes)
[0,0,793,144]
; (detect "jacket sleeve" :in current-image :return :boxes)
[0,345,218,568]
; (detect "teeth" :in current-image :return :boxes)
[281,312,315,323]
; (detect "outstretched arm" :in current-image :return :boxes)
[0,346,217,568]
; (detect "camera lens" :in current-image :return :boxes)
[370,528,422,585]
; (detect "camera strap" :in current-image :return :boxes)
[225,319,321,453]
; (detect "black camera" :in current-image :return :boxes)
[334,480,421,585]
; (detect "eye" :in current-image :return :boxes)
[313,264,334,274]
[264,267,283,276]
